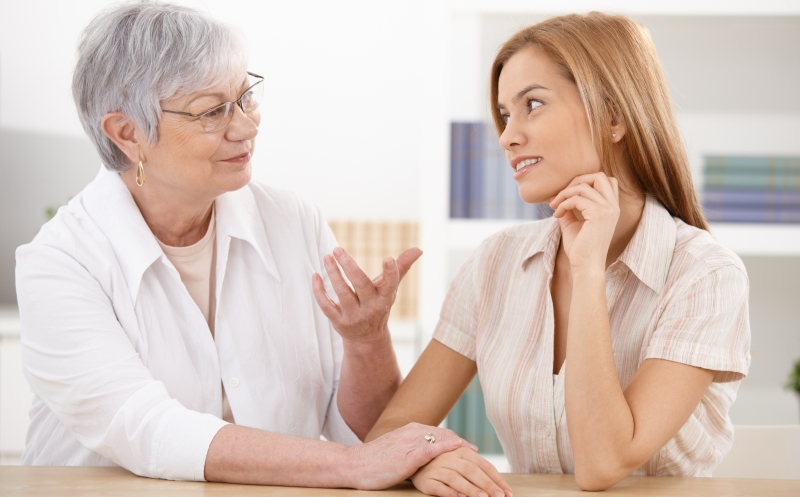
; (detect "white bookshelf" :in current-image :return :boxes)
[447,219,800,257]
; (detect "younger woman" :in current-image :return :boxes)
[367,12,750,495]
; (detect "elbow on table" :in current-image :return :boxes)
[573,458,631,492]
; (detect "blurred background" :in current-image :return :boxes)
[1,0,799,470]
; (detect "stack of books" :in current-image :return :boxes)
[327,221,418,320]
[703,156,800,223]
[446,376,504,454]
[451,122,553,220]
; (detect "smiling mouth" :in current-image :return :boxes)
[223,152,250,162]
[515,157,542,173]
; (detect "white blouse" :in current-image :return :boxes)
[16,166,359,481]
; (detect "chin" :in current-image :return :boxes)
[516,182,557,205]
[219,163,253,192]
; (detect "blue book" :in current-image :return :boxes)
[450,123,470,218]
[704,205,800,223]
[703,188,800,208]
[482,125,503,219]
[467,123,486,219]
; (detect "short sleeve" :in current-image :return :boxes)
[646,265,751,383]
[432,253,480,361]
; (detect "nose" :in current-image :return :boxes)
[498,115,526,152]
[225,104,259,142]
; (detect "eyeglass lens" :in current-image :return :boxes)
[200,75,264,132]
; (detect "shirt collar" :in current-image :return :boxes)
[616,195,676,294]
[214,184,281,283]
[518,196,676,293]
[81,166,164,301]
[81,166,281,303]
[520,217,562,273]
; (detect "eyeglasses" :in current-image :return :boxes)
[161,72,264,133]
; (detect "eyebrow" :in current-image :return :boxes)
[185,77,251,106]
[497,84,550,109]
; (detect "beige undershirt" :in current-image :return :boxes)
[156,208,234,424]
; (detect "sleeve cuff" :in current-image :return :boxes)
[645,341,750,383]
[151,404,229,481]
[432,322,476,361]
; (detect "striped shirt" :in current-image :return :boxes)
[434,196,750,476]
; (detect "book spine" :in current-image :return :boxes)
[450,123,469,218]
[703,188,800,207]
[704,206,800,223]
[468,123,485,219]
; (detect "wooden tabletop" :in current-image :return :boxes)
[1,466,799,496]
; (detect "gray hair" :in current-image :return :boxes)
[73,1,248,172]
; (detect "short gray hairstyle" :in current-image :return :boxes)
[73,1,248,172]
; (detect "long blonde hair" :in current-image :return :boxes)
[490,12,708,230]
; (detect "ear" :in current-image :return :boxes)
[609,106,627,144]
[101,112,145,164]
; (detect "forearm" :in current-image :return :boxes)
[204,424,352,487]
[566,266,635,488]
[338,329,402,440]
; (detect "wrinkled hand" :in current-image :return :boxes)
[347,423,477,490]
[549,172,620,270]
[411,447,513,497]
[312,246,422,344]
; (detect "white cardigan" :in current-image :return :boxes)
[16,166,359,480]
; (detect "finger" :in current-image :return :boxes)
[565,172,616,202]
[311,273,341,320]
[451,459,505,497]
[550,183,606,209]
[374,257,399,298]
[396,247,422,280]
[609,176,619,202]
[323,254,359,306]
[419,479,460,497]
[431,428,476,449]
[436,468,487,497]
[421,438,463,462]
[332,247,377,300]
[552,195,595,219]
[462,452,513,496]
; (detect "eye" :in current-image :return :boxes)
[501,113,510,125]
[527,98,543,111]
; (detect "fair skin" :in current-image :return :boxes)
[101,72,470,488]
[367,46,716,493]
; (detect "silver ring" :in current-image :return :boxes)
[424,433,435,444]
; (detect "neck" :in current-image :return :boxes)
[605,187,645,268]
[120,168,215,247]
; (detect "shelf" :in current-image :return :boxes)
[448,0,800,15]
[708,223,800,257]
[446,219,800,257]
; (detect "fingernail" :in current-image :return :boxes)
[385,257,395,267]
[458,494,467,497]
[333,247,343,256]
[506,491,514,497]
[478,492,488,497]
[495,491,504,497]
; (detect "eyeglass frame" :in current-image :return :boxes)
[161,72,264,132]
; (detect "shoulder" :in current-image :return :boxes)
[243,181,326,225]
[472,217,559,264]
[17,189,109,264]
[668,219,748,291]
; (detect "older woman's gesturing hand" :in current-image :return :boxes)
[347,423,477,490]
[312,246,422,343]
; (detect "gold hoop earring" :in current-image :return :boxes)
[136,161,146,186]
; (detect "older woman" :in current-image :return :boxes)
[15,1,470,489]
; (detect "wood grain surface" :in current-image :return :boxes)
[1,466,799,496]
